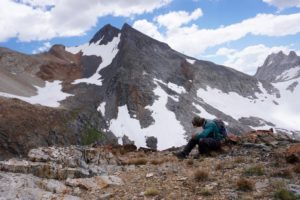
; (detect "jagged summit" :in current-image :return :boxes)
[119,23,170,50]
[89,24,121,45]
[289,50,297,58]
[255,51,300,82]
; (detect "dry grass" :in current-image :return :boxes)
[150,159,164,165]
[194,169,209,181]
[293,164,300,174]
[144,187,159,196]
[271,168,294,179]
[215,162,223,170]
[126,158,147,165]
[237,178,254,191]
[271,179,286,190]
[234,156,245,163]
[244,165,265,176]
[186,159,194,166]
[137,152,146,158]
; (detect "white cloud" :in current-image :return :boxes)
[215,44,300,75]
[0,0,172,42]
[262,0,300,9]
[132,20,164,41]
[133,12,300,57]
[32,42,51,54]
[19,0,58,9]
[154,8,203,29]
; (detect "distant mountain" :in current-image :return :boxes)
[255,51,300,83]
[0,23,299,158]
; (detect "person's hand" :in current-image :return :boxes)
[192,132,197,139]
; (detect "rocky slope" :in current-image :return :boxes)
[0,131,299,199]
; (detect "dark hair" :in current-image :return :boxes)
[192,116,205,127]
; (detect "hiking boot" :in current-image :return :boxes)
[173,151,187,159]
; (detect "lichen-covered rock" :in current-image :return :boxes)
[0,158,90,179]
[0,172,81,200]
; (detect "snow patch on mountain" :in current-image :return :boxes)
[275,66,300,81]
[197,80,300,131]
[109,79,186,150]
[66,34,121,86]
[272,77,300,130]
[0,81,72,107]
[97,102,106,115]
[192,102,216,119]
[154,78,186,94]
[186,58,196,65]
[167,82,186,94]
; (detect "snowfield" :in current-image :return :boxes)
[0,81,73,107]
[66,34,121,86]
[275,66,300,81]
[186,58,196,65]
[197,78,300,131]
[109,79,186,150]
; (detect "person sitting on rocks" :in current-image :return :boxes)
[174,116,224,159]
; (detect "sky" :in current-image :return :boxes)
[0,0,300,75]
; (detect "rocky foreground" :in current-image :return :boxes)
[0,131,300,200]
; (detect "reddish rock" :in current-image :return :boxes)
[285,143,300,163]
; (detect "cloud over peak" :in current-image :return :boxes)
[0,0,172,42]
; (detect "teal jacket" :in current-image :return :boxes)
[195,119,223,141]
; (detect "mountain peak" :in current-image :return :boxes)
[288,51,297,58]
[89,24,121,45]
[255,50,300,82]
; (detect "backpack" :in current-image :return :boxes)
[213,119,228,140]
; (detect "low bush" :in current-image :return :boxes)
[237,178,254,191]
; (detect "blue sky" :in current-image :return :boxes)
[0,0,300,74]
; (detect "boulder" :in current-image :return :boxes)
[0,172,81,200]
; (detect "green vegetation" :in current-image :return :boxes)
[144,187,159,196]
[244,165,265,176]
[81,124,103,145]
[200,189,213,196]
[274,188,300,200]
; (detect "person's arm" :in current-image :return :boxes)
[195,126,213,140]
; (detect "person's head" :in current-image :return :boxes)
[192,116,205,127]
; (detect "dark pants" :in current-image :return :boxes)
[182,138,221,156]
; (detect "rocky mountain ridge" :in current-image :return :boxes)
[255,51,300,83]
